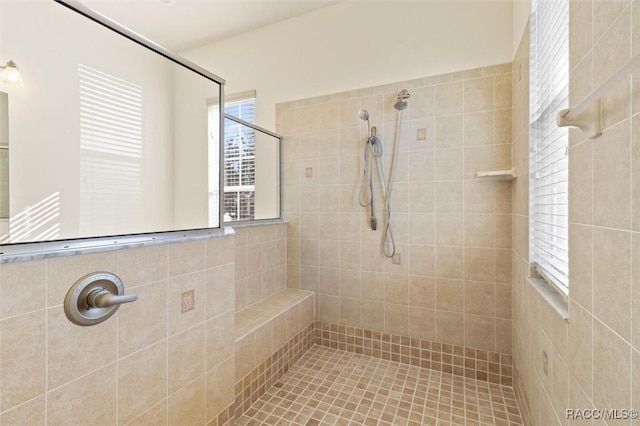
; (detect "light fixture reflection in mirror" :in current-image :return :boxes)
[0,60,24,89]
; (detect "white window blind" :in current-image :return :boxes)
[529,0,570,293]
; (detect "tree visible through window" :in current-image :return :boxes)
[208,91,256,222]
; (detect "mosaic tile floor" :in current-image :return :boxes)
[236,345,523,426]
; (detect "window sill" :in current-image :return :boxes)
[528,277,569,321]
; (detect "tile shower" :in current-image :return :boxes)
[0,63,525,425]
[277,63,514,380]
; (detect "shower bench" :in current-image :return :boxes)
[233,288,315,417]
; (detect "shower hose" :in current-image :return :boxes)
[359,109,404,258]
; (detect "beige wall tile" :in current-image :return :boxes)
[464,248,494,282]
[46,251,118,307]
[47,307,116,389]
[408,182,435,213]
[464,214,494,248]
[436,214,463,246]
[435,115,463,148]
[318,102,341,130]
[633,234,640,348]
[168,377,205,426]
[205,356,234,423]
[408,276,435,308]
[206,236,234,269]
[47,366,116,426]
[118,280,167,358]
[568,301,593,397]
[317,267,340,295]
[464,111,494,146]
[167,271,205,336]
[464,281,494,316]
[435,310,464,345]
[408,150,435,182]
[464,181,495,214]
[569,225,593,311]
[317,294,339,322]
[234,334,254,379]
[435,279,463,312]
[0,396,45,425]
[464,77,495,113]
[495,318,511,354]
[408,214,435,245]
[435,148,463,180]
[593,120,631,229]
[463,146,495,180]
[633,115,640,231]
[569,0,592,67]
[299,296,315,327]
[118,245,167,288]
[0,311,46,412]
[593,228,631,340]
[593,320,631,411]
[408,245,436,277]
[168,240,205,278]
[569,140,593,225]
[384,274,408,305]
[409,307,435,340]
[495,109,512,145]
[206,311,234,371]
[0,260,46,319]
[168,324,205,395]
[362,301,384,331]
[406,85,435,121]
[254,322,273,364]
[339,297,362,327]
[339,269,361,299]
[435,82,463,117]
[464,314,495,351]
[361,271,384,301]
[435,247,463,279]
[127,401,167,426]
[494,284,511,319]
[435,182,463,213]
[384,303,409,335]
[205,264,235,319]
[118,341,167,425]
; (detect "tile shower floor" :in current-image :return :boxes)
[236,345,523,426]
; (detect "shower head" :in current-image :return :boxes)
[359,109,369,121]
[394,89,410,111]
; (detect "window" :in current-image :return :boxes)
[529,0,570,293]
[208,91,256,222]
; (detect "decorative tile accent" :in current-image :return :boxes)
[234,323,315,420]
[314,321,513,386]
[236,345,523,425]
[181,290,195,313]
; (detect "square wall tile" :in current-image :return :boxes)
[0,260,46,319]
[0,311,46,412]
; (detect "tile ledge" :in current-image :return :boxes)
[0,227,234,264]
[235,289,314,341]
[528,277,569,321]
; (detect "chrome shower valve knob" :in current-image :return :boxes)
[64,272,137,326]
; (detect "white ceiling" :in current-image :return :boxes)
[79,0,343,52]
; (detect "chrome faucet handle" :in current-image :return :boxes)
[87,288,138,308]
[64,272,138,326]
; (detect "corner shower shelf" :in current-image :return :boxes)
[476,167,517,181]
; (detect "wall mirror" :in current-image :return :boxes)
[0,0,228,248]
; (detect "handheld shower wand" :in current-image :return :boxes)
[358,109,378,230]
